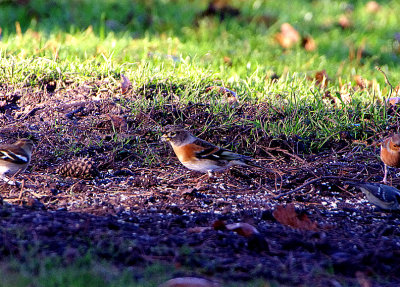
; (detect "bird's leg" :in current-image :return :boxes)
[383,164,388,184]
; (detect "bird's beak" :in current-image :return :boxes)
[161,134,170,142]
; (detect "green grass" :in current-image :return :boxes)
[0,1,396,156]
[0,255,275,287]
[1,0,400,82]
[0,255,166,287]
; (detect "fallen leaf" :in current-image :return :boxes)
[273,204,318,231]
[223,56,232,66]
[365,1,380,13]
[275,23,300,49]
[160,277,220,287]
[338,15,352,29]
[120,74,131,94]
[107,114,128,132]
[197,0,240,22]
[387,97,400,106]
[225,222,259,237]
[353,75,367,89]
[314,70,330,89]
[302,36,317,51]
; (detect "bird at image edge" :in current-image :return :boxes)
[161,127,273,177]
[345,181,400,211]
[0,138,34,185]
[380,133,400,183]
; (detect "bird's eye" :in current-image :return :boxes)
[170,132,176,137]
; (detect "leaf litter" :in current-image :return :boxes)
[0,80,399,286]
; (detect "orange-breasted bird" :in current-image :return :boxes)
[161,127,270,177]
[0,138,34,185]
[380,134,400,183]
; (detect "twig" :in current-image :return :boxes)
[262,146,308,165]
[18,179,25,199]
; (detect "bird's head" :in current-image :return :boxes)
[161,126,193,145]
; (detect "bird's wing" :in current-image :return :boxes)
[0,146,29,164]
[193,138,250,161]
[193,138,222,160]
[345,181,400,208]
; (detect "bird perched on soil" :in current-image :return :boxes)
[161,127,270,177]
[0,138,34,185]
[345,181,400,211]
[380,133,400,183]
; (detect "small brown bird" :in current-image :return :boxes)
[161,127,269,177]
[0,138,34,184]
[345,181,400,210]
[380,134,400,183]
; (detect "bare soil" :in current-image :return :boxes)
[1,81,399,286]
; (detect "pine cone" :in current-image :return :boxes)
[57,158,99,179]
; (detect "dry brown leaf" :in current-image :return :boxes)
[225,222,259,237]
[160,277,220,287]
[107,114,128,132]
[273,204,318,231]
[120,74,131,94]
[302,36,317,52]
[314,70,330,89]
[211,0,230,10]
[197,0,240,21]
[338,15,352,29]
[353,75,367,89]
[275,23,300,49]
[387,97,400,106]
[223,56,232,66]
[365,1,380,13]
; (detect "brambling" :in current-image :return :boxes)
[380,133,400,183]
[345,181,400,211]
[161,127,269,177]
[0,138,34,185]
